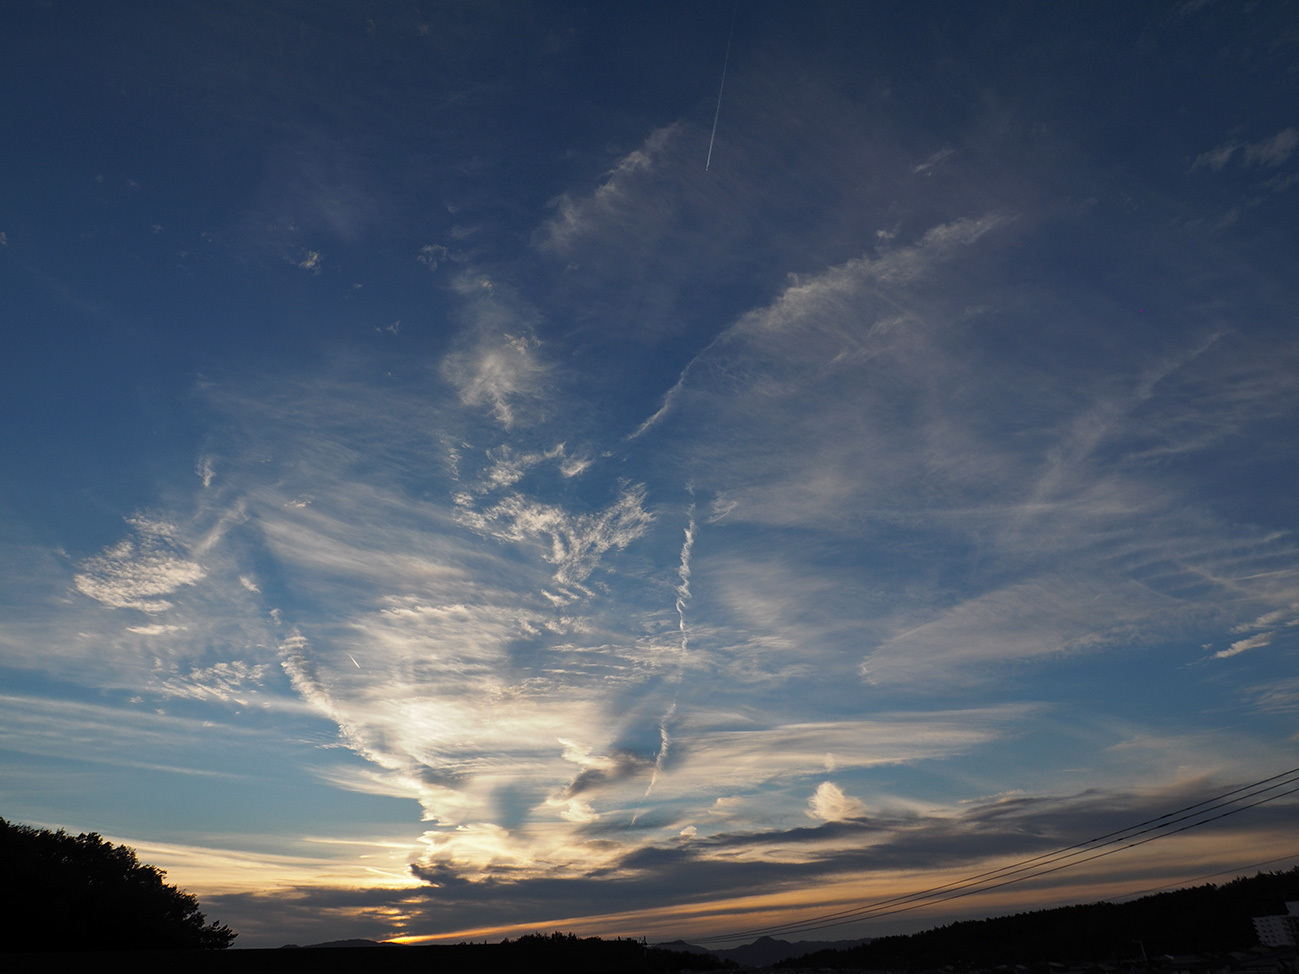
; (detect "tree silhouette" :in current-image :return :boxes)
[0,818,235,950]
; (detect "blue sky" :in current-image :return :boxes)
[2,0,1297,949]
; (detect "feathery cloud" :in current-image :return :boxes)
[441,280,552,428]
[538,125,678,253]
[74,515,206,612]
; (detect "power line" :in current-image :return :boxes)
[694,766,1299,945]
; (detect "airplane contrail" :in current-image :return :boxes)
[631,499,697,825]
[674,504,696,650]
[705,3,738,172]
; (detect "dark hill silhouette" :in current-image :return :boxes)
[717,934,871,967]
[777,866,1299,969]
[0,817,235,951]
[659,934,872,967]
[404,932,692,972]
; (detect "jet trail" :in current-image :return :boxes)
[631,499,697,824]
[626,327,731,439]
[652,503,696,779]
[677,520,696,656]
[705,3,738,171]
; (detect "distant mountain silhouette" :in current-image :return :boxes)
[717,935,873,967]
[657,934,871,967]
[654,938,714,955]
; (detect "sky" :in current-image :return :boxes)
[2,0,1298,951]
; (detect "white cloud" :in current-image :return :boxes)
[630,214,1007,439]
[472,443,587,493]
[807,781,866,821]
[552,797,599,823]
[538,125,678,252]
[73,515,206,612]
[861,573,1167,684]
[1245,678,1299,714]
[444,330,546,427]
[755,214,1006,322]
[1192,143,1238,172]
[914,147,955,174]
[1244,128,1299,167]
[1194,128,1299,171]
[1213,631,1274,659]
[646,709,1031,799]
[1231,607,1297,632]
[158,660,270,704]
[455,485,653,586]
[440,280,551,428]
[294,249,322,272]
[0,691,263,775]
[417,243,449,269]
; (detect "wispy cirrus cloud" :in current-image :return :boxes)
[73,514,206,612]
[619,193,1299,700]
[440,275,553,428]
[630,213,1008,441]
[157,660,271,705]
[1193,127,1299,171]
[0,691,263,776]
[537,125,680,254]
[454,485,653,587]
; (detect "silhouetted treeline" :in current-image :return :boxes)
[778,867,1299,970]
[0,817,235,951]
[500,932,736,971]
[501,931,645,971]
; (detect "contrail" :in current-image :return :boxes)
[705,3,738,172]
[627,327,731,439]
[653,503,697,773]
[674,504,696,651]
[631,498,698,824]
